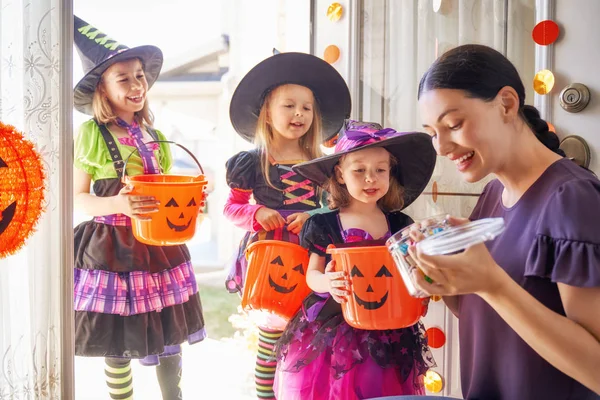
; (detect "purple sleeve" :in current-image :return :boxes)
[525,179,600,287]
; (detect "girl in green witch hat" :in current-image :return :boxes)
[72,15,205,400]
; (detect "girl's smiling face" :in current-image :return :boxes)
[100,58,148,119]
[267,84,315,141]
[335,147,392,205]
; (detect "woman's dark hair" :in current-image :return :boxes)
[418,44,565,157]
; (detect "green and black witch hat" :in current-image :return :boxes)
[73,15,163,115]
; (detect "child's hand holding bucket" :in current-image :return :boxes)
[255,207,286,231]
[325,259,350,303]
[116,184,160,220]
[286,212,310,234]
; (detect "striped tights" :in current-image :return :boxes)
[105,354,182,400]
[255,327,283,399]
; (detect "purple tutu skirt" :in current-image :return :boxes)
[274,294,435,400]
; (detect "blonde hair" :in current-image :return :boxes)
[92,58,155,127]
[326,152,405,212]
[253,86,323,189]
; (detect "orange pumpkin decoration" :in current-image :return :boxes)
[0,122,46,258]
[242,240,311,321]
[327,244,426,330]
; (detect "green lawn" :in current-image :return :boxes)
[198,284,241,340]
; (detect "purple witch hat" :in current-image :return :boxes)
[73,15,163,115]
[292,120,436,209]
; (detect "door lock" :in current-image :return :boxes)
[559,83,591,113]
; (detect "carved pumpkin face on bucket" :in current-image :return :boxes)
[327,244,426,330]
[0,122,46,258]
[164,196,197,232]
[126,174,207,246]
[243,240,312,322]
[350,263,393,310]
[268,254,306,294]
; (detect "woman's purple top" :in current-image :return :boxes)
[460,158,600,399]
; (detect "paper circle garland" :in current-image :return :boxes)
[532,20,560,46]
[323,133,339,148]
[326,3,343,22]
[324,45,341,64]
[431,181,438,203]
[0,122,46,258]
[426,327,446,349]
[424,370,444,393]
[533,69,555,95]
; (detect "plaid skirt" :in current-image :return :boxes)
[74,218,206,363]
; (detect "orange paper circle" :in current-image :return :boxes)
[426,327,446,348]
[326,3,343,22]
[324,45,341,64]
[0,122,46,258]
[323,133,339,148]
[547,122,556,133]
[533,69,555,95]
[424,370,444,393]
[431,294,442,302]
[532,20,559,46]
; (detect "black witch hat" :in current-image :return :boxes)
[229,50,351,143]
[73,15,163,115]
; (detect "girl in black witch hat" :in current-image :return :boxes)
[224,50,351,399]
[72,16,205,400]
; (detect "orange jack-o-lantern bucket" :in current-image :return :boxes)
[242,240,311,321]
[327,244,427,330]
[122,141,207,246]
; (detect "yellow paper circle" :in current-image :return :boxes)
[533,69,555,95]
[431,295,442,302]
[327,3,343,22]
[424,370,444,393]
[324,45,341,64]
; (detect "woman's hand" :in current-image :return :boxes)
[286,212,310,234]
[408,240,505,297]
[115,185,160,220]
[255,207,286,231]
[324,260,350,303]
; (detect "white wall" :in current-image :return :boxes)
[217,0,312,266]
[551,0,600,175]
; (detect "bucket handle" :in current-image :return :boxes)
[121,140,205,182]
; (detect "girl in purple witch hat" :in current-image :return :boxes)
[273,120,437,400]
[72,16,205,399]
